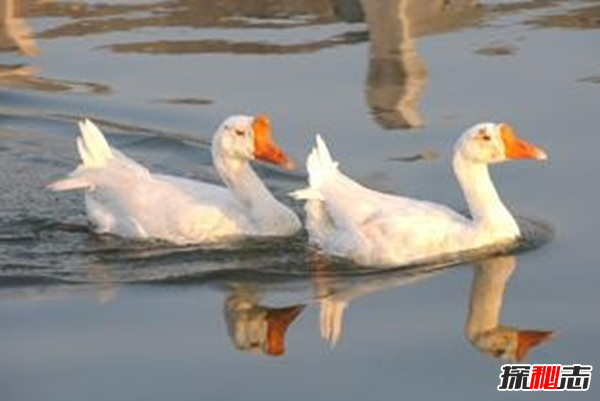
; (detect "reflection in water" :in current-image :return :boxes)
[1,0,594,107]
[0,65,111,92]
[224,286,304,356]
[91,0,367,55]
[105,31,366,56]
[362,0,428,129]
[6,0,588,124]
[0,0,39,56]
[314,259,440,345]
[0,0,39,87]
[361,0,482,130]
[526,2,600,30]
[0,0,111,93]
[0,233,554,361]
[313,254,554,361]
[10,0,483,129]
[211,251,555,360]
[466,256,554,361]
[475,43,518,57]
[37,0,344,38]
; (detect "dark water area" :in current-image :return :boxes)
[1,0,599,400]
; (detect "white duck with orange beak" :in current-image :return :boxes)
[293,123,548,267]
[49,115,301,243]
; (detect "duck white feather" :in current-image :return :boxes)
[292,123,547,267]
[49,116,301,243]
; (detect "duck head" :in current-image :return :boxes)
[455,122,548,165]
[225,299,305,357]
[472,326,556,362]
[214,114,295,169]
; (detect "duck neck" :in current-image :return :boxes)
[453,154,519,236]
[214,153,279,214]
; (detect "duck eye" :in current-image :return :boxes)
[478,129,491,141]
[492,349,505,358]
[234,129,245,137]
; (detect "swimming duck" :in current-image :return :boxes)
[292,123,547,267]
[49,115,301,243]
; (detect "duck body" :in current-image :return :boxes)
[293,123,547,267]
[49,116,301,244]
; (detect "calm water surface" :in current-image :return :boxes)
[1,0,599,400]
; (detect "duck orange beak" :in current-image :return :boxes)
[500,123,548,161]
[252,115,295,169]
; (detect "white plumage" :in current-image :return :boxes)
[49,116,301,243]
[293,123,547,267]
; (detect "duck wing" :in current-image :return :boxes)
[293,135,470,265]
[48,120,248,242]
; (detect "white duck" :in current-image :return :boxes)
[49,115,301,243]
[292,123,547,267]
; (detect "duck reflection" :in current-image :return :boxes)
[314,254,554,361]
[315,263,440,345]
[0,251,554,361]
[215,253,554,359]
[466,255,554,361]
[224,283,305,357]
[211,253,554,360]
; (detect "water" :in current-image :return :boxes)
[1,0,599,399]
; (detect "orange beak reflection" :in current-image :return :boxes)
[500,123,548,161]
[266,305,305,356]
[252,115,295,170]
[516,330,556,362]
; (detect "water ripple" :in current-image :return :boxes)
[0,215,554,286]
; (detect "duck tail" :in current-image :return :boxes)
[290,134,338,201]
[75,119,114,168]
[47,119,113,191]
